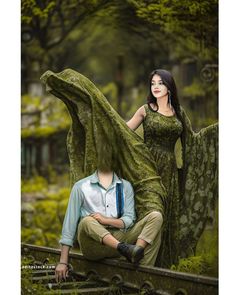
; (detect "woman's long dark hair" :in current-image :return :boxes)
[147,69,181,115]
[147,69,187,196]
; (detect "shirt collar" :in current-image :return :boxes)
[90,170,122,185]
[113,172,122,184]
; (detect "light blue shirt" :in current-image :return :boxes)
[59,171,136,247]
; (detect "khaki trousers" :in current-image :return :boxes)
[77,211,163,266]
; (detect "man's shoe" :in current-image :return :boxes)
[117,242,144,264]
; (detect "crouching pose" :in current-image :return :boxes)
[55,169,163,282]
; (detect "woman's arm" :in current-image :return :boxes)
[126,106,146,130]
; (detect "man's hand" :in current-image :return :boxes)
[90,213,108,225]
[90,213,125,228]
[55,263,68,283]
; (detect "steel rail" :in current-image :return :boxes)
[21,243,218,295]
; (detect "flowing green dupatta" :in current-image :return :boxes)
[41,69,218,265]
[178,108,218,258]
[40,69,167,221]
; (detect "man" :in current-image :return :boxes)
[55,169,163,282]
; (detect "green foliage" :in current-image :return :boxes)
[21,176,48,193]
[128,0,217,47]
[171,204,218,277]
[22,173,71,247]
[196,204,218,277]
[22,0,217,128]
[47,187,70,201]
[21,125,58,138]
[47,164,58,183]
[197,237,218,277]
[21,257,49,294]
[21,228,46,245]
[46,187,72,226]
[100,82,118,107]
[28,198,63,247]
[21,0,56,24]
[34,200,58,229]
[22,95,42,112]
[183,78,206,98]
[21,94,70,138]
[21,0,109,49]
[171,256,210,275]
[187,109,217,131]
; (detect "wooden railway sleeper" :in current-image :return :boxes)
[45,286,114,294]
[140,281,171,295]
[174,289,188,295]
[111,274,124,287]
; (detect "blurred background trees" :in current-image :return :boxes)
[21,0,218,275]
[22,0,218,121]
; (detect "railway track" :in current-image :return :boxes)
[21,243,218,295]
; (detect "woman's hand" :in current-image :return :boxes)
[55,263,68,283]
[90,213,108,225]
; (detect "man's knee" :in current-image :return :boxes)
[79,216,95,232]
[147,211,163,226]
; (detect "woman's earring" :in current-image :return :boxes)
[168,90,172,109]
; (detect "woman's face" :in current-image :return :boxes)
[151,74,168,99]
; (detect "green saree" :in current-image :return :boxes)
[40,69,218,268]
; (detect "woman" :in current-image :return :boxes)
[127,69,216,266]
[41,68,218,268]
[126,70,184,267]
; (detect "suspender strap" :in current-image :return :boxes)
[116,182,124,218]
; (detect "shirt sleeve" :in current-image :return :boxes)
[59,184,83,247]
[120,181,136,230]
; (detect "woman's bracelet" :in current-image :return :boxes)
[57,262,69,267]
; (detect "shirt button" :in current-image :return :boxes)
[107,205,109,207]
